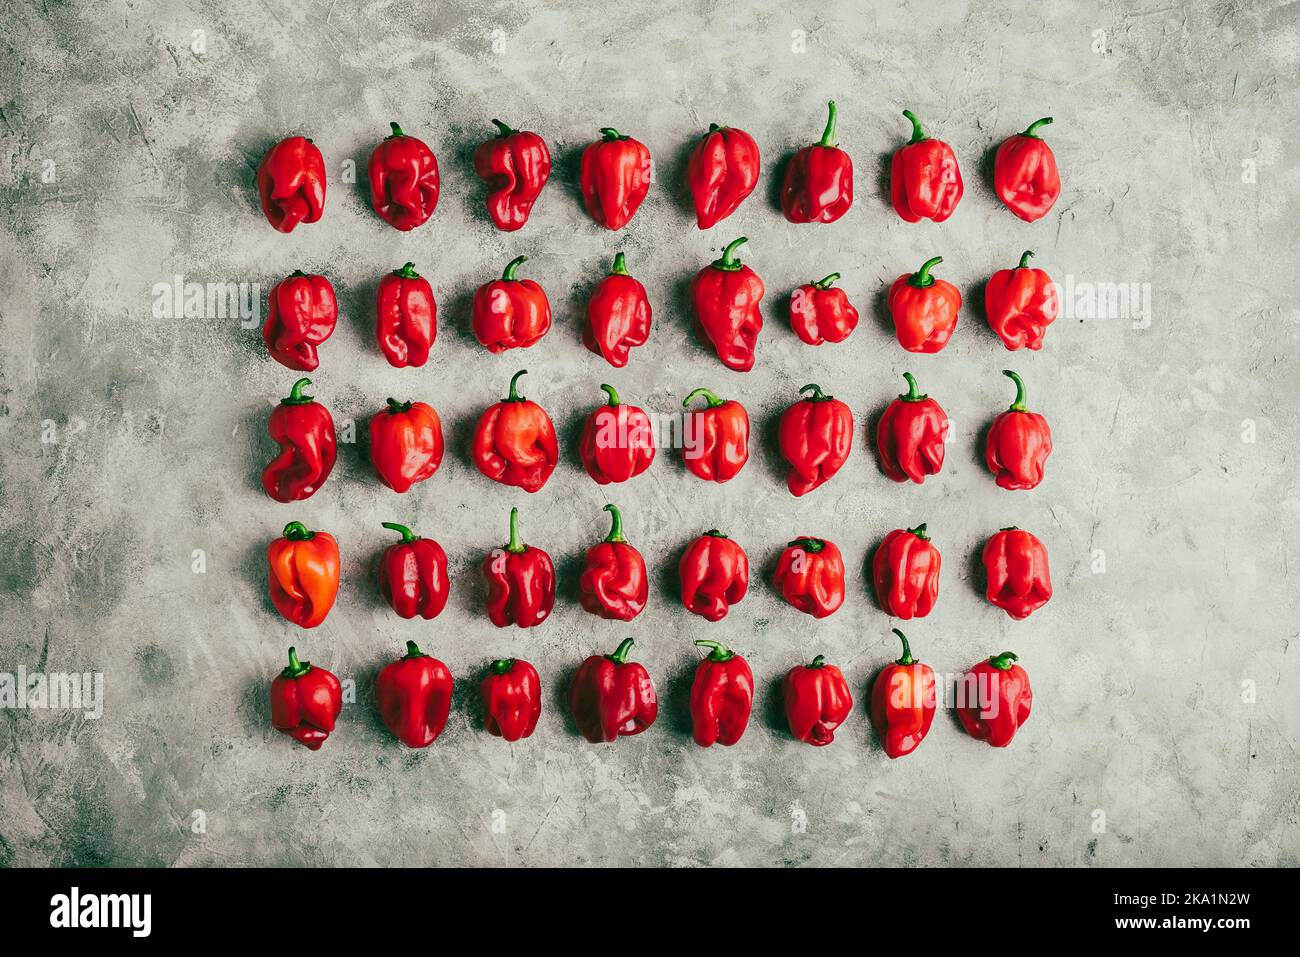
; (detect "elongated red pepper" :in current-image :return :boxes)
[679,530,749,622]
[369,398,444,494]
[578,504,648,622]
[783,654,853,747]
[569,637,658,743]
[888,256,961,353]
[781,100,853,224]
[579,384,655,485]
[376,262,436,368]
[773,536,845,619]
[870,629,936,759]
[872,524,941,620]
[261,270,337,372]
[472,255,552,353]
[689,640,754,748]
[986,370,1053,490]
[778,383,853,497]
[257,136,326,233]
[481,658,542,741]
[378,522,449,621]
[262,377,336,503]
[377,640,453,748]
[994,117,1060,222]
[690,236,765,371]
[789,272,858,346]
[267,521,339,629]
[368,121,439,231]
[891,109,963,223]
[473,118,551,232]
[580,128,651,230]
[483,507,555,628]
[687,123,760,230]
[681,387,749,483]
[983,527,1052,620]
[583,252,651,367]
[877,372,948,484]
[985,250,1059,351]
[958,651,1033,747]
[473,370,558,493]
[270,646,342,750]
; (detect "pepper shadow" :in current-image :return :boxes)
[442,276,486,355]
[759,669,790,737]
[664,133,700,221]
[554,143,587,209]
[341,270,380,356]
[655,532,699,606]
[551,662,582,739]
[662,655,699,740]
[971,413,998,471]
[669,269,715,364]
[242,536,277,621]
[444,121,492,230]
[966,540,988,602]
[559,400,591,473]
[767,150,793,214]
[869,278,895,338]
[875,150,894,212]
[556,547,588,608]
[760,398,787,491]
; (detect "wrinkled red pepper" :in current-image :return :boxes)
[267,521,339,629]
[473,118,551,232]
[958,651,1033,747]
[686,123,760,230]
[778,383,853,497]
[583,252,651,367]
[985,251,1059,351]
[369,398,444,494]
[986,370,1053,490]
[781,100,853,224]
[872,523,941,620]
[689,640,754,748]
[481,658,543,741]
[681,387,749,483]
[580,128,651,230]
[262,377,336,503]
[888,256,961,354]
[690,236,765,371]
[376,262,436,368]
[378,521,449,621]
[377,640,453,748]
[983,527,1052,620]
[569,637,658,743]
[368,121,439,231]
[870,629,936,759]
[257,136,326,233]
[994,117,1060,222]
[891,109,964,223]
[472,255,552,353]
[773,536,846,619]
[578,504,648,622]
[679,530,749,622]
[789,272,858,346]
[483,507,555,628]
[270,646,341,750]
[579,384,655,485]
[473,370,558,493]
[261,270,337,372]
[783,654,853,747]
[877,372,948,484]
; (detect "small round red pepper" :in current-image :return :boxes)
[983,527,1052,620]
[261,270,337,372]
[957,651,1033,747]
[262,377,336,503]
[369,398,444,494]
[481,658,543,741]
[376,640,454,749]
[781,100,853,224]
[783,654,853,747]
[378,521,450,621]
[773,536,846,619]
[482,506,555,629]
[890,109,964,223]
[267,521,340,629]
[579,384,655,485]
[870,629,937,759]
[777,383,853,497]
[690,236,765,372]
[994,117,1060,223]
[689,640,754,748]
[686,123,761,230]
[472,255,552,353]
[569,637,658,743]
[679,530,749,622]
[578,504,648,622]
[368,121,439,231]
[473,118,551,232]
[876,372,949,485]
[376,261,437,368]
[473,370,559,494]
[888,255,961,354]
[257,136,326,233]
[985,250,1059,351]
[681,387,749,483]
[789,272,859,345]
[583,252,652,367]
[872,523,941,620]
[986,370,1053,490]
[580,128,651,230]
[270,646,342,751]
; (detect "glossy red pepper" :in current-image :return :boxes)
[689,640,754,748]
[789,272,858,346]
[483,507,555,628]
[473,118,551,231]
[985,251,1059,351]
[679,530,749,622]
[686,123,760,230]
[580,128,651,230]
[579,384,655,485]
[481,658,543,741]
[994,117,1060,222]
[777,383,853,497]
[569,637,658,743]
[261,270,337,372]
[270,646,341,750]
[368,121,439,231]
[870,629,936,759]
[783,655,853,747]
[378,522,449,621]
[877,372,948,485]
[473,370,558,493]
[983,528,1052,620]
[773,536,845,619]
[369,398,444,494]
[681,387,749,483]
[691,236,764,372]
[376,262,436,368]
[986,370,1053,490]
[890,109,963,223]
[872,524,941,620]
[267,521,340,629]
[781,100,853,224]
[376,640,453,748]
[578,504,648,622]
[262,377,336,503]
[257,136,326,233]
[888,256,961,353]
[583,252,651,367]
[471,255,551,353]
[957,651,1033,748]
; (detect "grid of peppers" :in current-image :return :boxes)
[258,105,1060,755]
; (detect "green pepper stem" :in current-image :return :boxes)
[1017,250,1034,270]
[600,127,624,141]
[902,109,926,144]
[812,273,840,289]
[385,397,413,415]
[900,372,927,402]
[506,369,527,402]
[1003,370,1028,412]
[788,537,825,553]
[892,628,916,666]
[403,640,426,659]
[712,236,748,271]
[610,252,629,276]
[694,639,735,662]
[1021,117,1053,139]
[491,118,517,137]
[906,523,929,541]
[989,651,1019,671]
[608,637,635,664]
[505,507,525,554]
[600,383,620,407]
[395,261,419,279]
[381,521,417,543]
[490,658,515,675]
[808,654,826,669]
[910,256,943,288]
[799,383,831,402]
[281,521,313,541]
[707,123,724,134]
[281,646,312,679]
[282,377,314,405]
[602,503,626,543]
[704,529,727,538]
[683,387,725,409]
[819,100,838,147]
[502,255,527,282]
[388,121,405,138]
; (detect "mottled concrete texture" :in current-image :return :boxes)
[0,0,1297,868]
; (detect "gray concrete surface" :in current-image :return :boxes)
[1,0,1297,868]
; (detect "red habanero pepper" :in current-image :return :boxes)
[888,256,961,353]
[473,370,558,493]
[270,646,342,750]
[891,109,964,223]
[369,398,444,494]
[257,136,326,233]
[368,121,439,231]
[778,383,853,497]
[569,637,658,743]
[681,388,749,483]
[261,270,337,372]
[986,370,1053,490]
[482,507,555,628]
[985,251,1059,352]
[578,504,648,621]
[472,255,552,353]
[994,117,1060,223]
[876,372,949,485]
[983,528,1052,620]
[689,640,754,748]
[473,118,551,232]
[261,377,336,503]
[377,522,450,621]
[267,521,340,629]
[580,128,651,230]
[773,537,846,619]
[583,252,651,367]
[376,640,453,749]
[686,123,761,230]
[872,523,941,620]
[781,100,853,224]
[783,655,853,747]
[481,658,543,741]
[957,651,1033,748]
[870,629,937,759]
[679,530,749,622]
[579,384,655,485]
[690,237,765,371]
[376,262,436,368]
[789,272,859,346]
